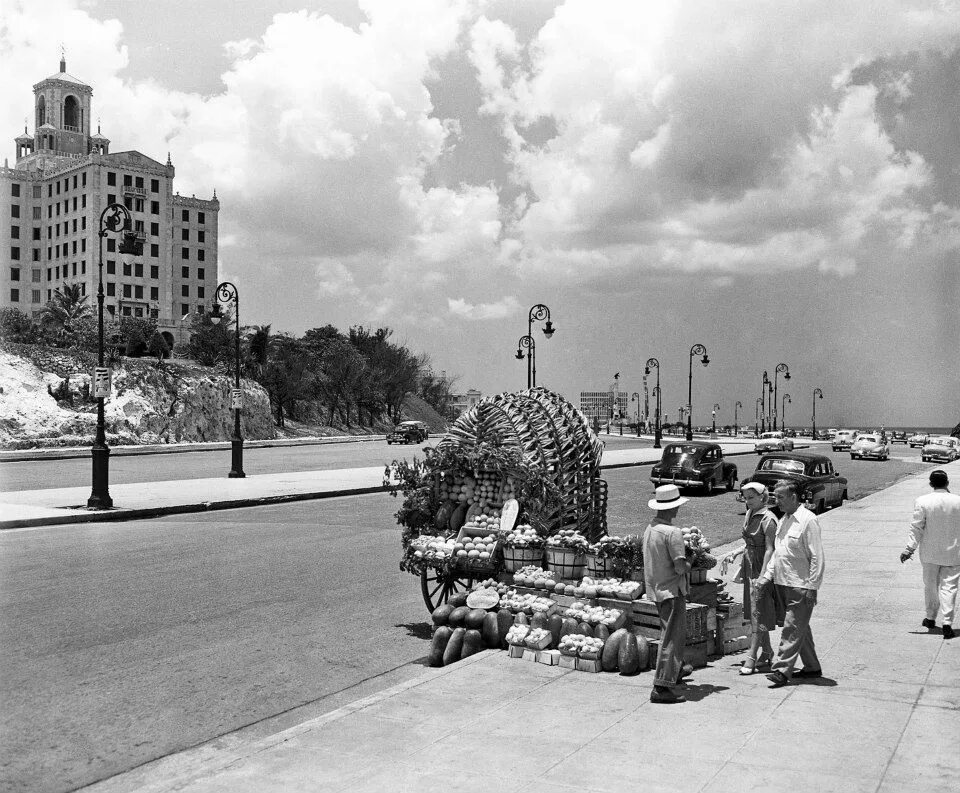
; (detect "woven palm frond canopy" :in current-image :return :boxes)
[438,387,608,541]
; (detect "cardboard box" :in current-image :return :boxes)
[522,649,539,662]
[537,649,560,666]
[576,658,602,673]
[508,644,526,658]
[558,654,577,669]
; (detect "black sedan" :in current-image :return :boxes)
[650,441,738,493]
[740,451,848,515]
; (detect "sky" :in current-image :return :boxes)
[1,0,958,428]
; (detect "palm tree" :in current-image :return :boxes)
[40,283,92,343]
[244,324,273,378]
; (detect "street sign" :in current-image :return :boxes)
[230,388,243,409]
[93,367,112,398]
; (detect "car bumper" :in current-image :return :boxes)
[650,475,706,488]
[855,450,886,458]
[926,453,956,462]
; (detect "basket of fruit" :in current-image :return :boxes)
[584,535,624,578]
[545,529,589,580]
[453,520,501,573]
[501,522,546,572]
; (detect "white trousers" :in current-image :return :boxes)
[922,562,960,625]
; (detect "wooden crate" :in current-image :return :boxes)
[632,599,709,642]
[537,649,560,665]
[508,644,525,658]
[723,636,750,654]
[558,654,577,669]
[522,648,539,662]
[688,580,719,609]
[684,639,709,669]
[576,658,602,673]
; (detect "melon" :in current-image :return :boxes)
[465,608,487,630]
[466,588,500,610]
[496,609,514,648]
[618,632,641,675]
[482,612,500,649]
[530,612,548,631]
[594,624,610,644]
[435,501,455,530]
[447,591,469,608]
[554,582,566,594]
[443,627,466,666]
[449,503,468,531]
[636,635,651,671]
[601,628,629,672]
[514,612,529,626]
[563,585,576,596]
[431,604,454,627]
[583,586,599,599]
[548,614,564,646]
[428,626,452,667]
[461,629,484,659]
[559,618,578,640]
[448,606,471,628]
[576,622,594,638]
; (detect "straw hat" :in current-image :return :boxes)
[648,484,689,510]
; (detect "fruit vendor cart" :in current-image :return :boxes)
[386,387,608,611]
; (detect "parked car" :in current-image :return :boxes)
[908,433,929,448]
[386,421,429,444]
[921,436,960,463]
[826,428,838,439]
[650,441,738,492]
[850,433,891,461]
[832,429,859,451]
[755,431,794,454]
[890,431,908,444]
[740,451,848,515]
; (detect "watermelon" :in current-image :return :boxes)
[496,609,514,648]
[449,503,468,532]
[465,608,487,630]
[466,588,500,610]
[447,591,469,608]
[530,612,548,631]
[482,612,500,649]
[431,604,454,627]
[435,501,455,530]
[514,612,529,626]
[448,606,470,628]
[443,627,466,666]
[576,622,594,638]
[559,618,578,640]
[618,633,640,675]
[636,635,651,671]
[594,624,610,644]
[548,614,564,646]
[461,629,483,659]
[428,626,452,667]
[602,628,629,672]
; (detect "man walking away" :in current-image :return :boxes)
[757,479,826,687]
[644,484,694,703]
[901,470,960,640]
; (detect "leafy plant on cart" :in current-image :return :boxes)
[605,533,644,578]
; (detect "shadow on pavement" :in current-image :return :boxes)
[680,682,730,701]
[393,621,434,640]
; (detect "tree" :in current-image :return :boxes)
[243,324,274,379]
[0,307,40,343]
[260,335,321,427]
[419,366,458,419]
[186,311,234,367]
[39,283,92,345]
[313,338,369,427]
[147,330,170,367]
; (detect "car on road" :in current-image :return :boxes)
[739,451,848,515]
[890,431,908,444]
[921,436,960,463]
[386,421,429,444]
[832,429,859,451]
[826,428,838,439]
[850,433,891,461]
[650,441,738,493]
[908,433,929,448]
[755,431,794,454]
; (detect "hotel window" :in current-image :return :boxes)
[123,284,131,298]
[181,209,189,222]
[198,212,205,224]
[134,263,143,277]
[151,201,159,215]
[47,205,52,219]
[197,268,205,280]
[82,172,87,187]
[10,267,20,281]
[33,207,41,220]
[82,195,86,209]
[181,303,189,317]
[150,286,158,300]
[107,239,115,252]
[181,266,189,278]
[197,249,205,262]
[122,306,131,316]
[150,179,159,193]
[81,261,86,274]
[72,241,77,254]
[32,269,40,282]
[48,184,53,198]
[72,197,77,211]
[33,185,41,199]
[181,247,189,260]
[81,239,86,252]
[72,262,77,276]
[150,222,159,235]
[134,307,143,317]
[55,265,60,278]
[10,288,19,301]
[135,176,144,189]
[182,228,189,241]
[11,184,20,197]
[32,249,40,262]
[197,230,205,243]
[108,194,116,205]
[106,282,115,297]
[72,219,77,233]
[32,289,40,303]
[123,174,132,186]
[197,286,205,299]
[73,175,78,189]
[135,199,144,212]
[123,262,131,276]
[11,205,19,218]
[150,265,158,279]
[150,243,159,258]
[181,284,189,297]
[56,181,60,194]
[134,286,143,299]
[107,260,116,275]
[11,225,19,239]
[32,227,40,239]
[10,247,20,260]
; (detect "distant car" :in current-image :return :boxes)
[740,451,848,515]
[755,431,794,454]
[386,421,429,444]
[908,433,929,448]
[650,441,738,492]
[832,430,859,451]
[826,429,838,439]
[890,431,908,444]
[922,436,959,463]
[850,433,890,461]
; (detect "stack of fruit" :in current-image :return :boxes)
[682,525,717,570]
[558,634,604,658]
[505,624,530,646]
[524,628,552,650]
[452,526,499,565]
[501,523,543,548]
[410,535,456,564]
[580,576,642,600]
[563,602,624,628]
[512,565,557,589]
[474,578,511,595]
[499,590,556,615]
[546,529,590,551]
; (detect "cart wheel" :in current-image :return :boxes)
[421,568,473,612]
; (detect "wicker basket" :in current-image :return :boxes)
[584,553,613,578]
[545,547,585,581]
[502,545,545,572]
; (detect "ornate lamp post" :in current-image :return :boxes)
[760,371,770,434]
[526,304,554,388]
[782,393,791,431]
[812,387,823,439]
[88,203,143,509]
[686,344,709,441]
[712,403,720,434]
[645,357,662,448]
[209,282,245,478]
[631,392,641,437]
[773,362,790,431]
[755,397,762,437]
[733,400,742,437]
[516,335,535,387]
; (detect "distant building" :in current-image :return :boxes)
[0,56,219,349]
[580,390,629,421]
[451,388,483,415]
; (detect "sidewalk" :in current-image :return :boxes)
[0,440,787,530]
[83,460,960,793]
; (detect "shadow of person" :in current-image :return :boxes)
[799,676,837,687]
[393,621,434,640]
[678,683,730,701]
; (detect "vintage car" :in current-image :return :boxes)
[755,431,794,454]
[921,436,960,463]
[890,431,908,444]
[908,433,929,448]
[386,421,429,444]
[832,429,859,451]
[740,452,848,515]
[850,433,891,461]
[650,441,738,492]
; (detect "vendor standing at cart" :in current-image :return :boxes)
[644,484,694,704]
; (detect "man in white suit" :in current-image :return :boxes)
[901,469,960,640]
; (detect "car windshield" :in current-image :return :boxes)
[859,435,878,443]
[660,445,701,465]
[759,459,805,475]
[760,433,781,439]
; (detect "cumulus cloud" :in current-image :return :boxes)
[447,296,520,319]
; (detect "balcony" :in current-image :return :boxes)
[123,186,146,197]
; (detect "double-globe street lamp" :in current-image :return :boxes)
[645,357,662,448]
[760,371,770,434]
[686,344,709,441]
[812,387,824,439]
[209,282,245,478]
[631,392,641,437]
[712,403,720,434]
[88,203,143,510]
[755,397,763,437]
[734,400,743,436]
[524,304,555,388]
[516,335,535,388]
[782,393,791,430]
[773,362,791,431]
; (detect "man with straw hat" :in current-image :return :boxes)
[644,484,695,703]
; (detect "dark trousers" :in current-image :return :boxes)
[772,585,820,678]
[654,595,686,687]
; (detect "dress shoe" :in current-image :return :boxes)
[922,618,937,631]
[793,668,823,678]
[944,625,955,640]
[766,670,789,688]
[650,686,686,704]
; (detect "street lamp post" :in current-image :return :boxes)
[773,362,790,431]
[755,397,762,437]
[88,203,143,509]
[734,400,742,436]
[516,335,535,388]
[760,371,769,434]
[209,282,245,478]
[645,357,662,448]
[712,403,720,434]
[631,392,641,437]
[782,393,791,431]
[686,344,709,441]
[526,304,554,388]
[812,387,823,439]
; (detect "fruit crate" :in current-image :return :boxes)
[452,525,501,574]
[630,600,709,643]
[689,569,709,585]
[501,546,545,572]
[545,547,585,580]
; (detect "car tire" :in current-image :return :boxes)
[841,489,848,502]
[726,473,736,491]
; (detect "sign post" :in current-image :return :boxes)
[93,367,112,399]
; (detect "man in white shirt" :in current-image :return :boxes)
[756,479,826,687]
[901,470,960,640]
